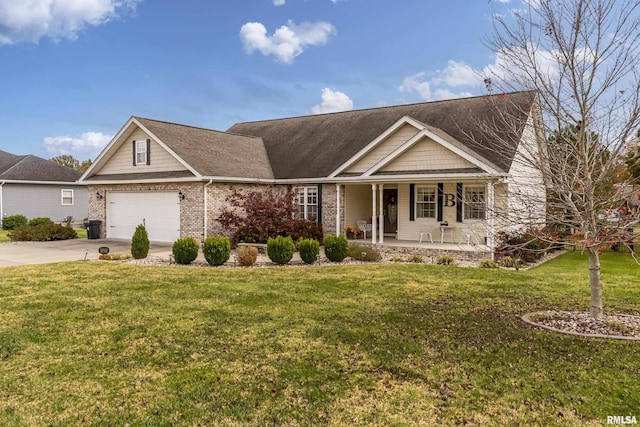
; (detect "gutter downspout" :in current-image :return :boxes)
[0,181,4,228]
[203,179,213,241]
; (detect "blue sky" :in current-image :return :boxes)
[0,0,520,160]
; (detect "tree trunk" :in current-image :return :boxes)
[587,248,604,320]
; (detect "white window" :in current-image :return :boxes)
[135,140,148,165]
[416,186,436,218]
[296,186,318,221]
[61,189,74,206]
[464,186,486,220]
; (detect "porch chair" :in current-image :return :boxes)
[419,226,433,243]
[356,220,372,239]
[458,227,478,245]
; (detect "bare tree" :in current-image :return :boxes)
[50,155,93,173]
[485,0,640,319]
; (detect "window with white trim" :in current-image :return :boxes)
[464,186,486,220]
[416,186,436,218]
[135,140,148,165]
[296,186,318,221]
[61,189,74,206]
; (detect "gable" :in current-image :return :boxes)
[96,127,188,176]
[379,136,477,173]
[344,123,421,174]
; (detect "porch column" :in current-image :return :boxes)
[371,183,377,244]
[378,184,384,243]
[487,181,495,260]
[335,184,341,236]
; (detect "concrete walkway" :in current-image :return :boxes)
[0,238,173,267]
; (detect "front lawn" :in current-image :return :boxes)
[0,252,638,425]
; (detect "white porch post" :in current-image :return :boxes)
[487,181,495,260]
[336,184,341,236]
[371,183,377,244]
[378,184,384,243]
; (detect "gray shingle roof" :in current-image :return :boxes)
[227,91,537,179]
[0,150,82,182]
[135,117,274,180]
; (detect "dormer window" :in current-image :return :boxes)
[133,139,151,166]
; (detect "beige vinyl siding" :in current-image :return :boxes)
[99,128,188,175]
[381,136,476,172]
[345,124,420,174]
[505,116,546,230]
[397,181,488,243]
[344,184,373,230]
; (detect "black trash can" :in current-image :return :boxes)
[87,220,102,239]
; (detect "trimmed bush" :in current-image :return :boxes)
[323,234,348,262]
[236,245,258,266]
[2,214,27,230]
[479,259,499,268]
[28,217,53,227]
[131,224,150,259]
[298,239,320,264]
[436,255,457,266]
[498,256,521,268]
[267,236,295,265]
[203,236,231,266]
[347,244,382,262]
[172,237,200,265]
[407,254,425,263]
[9,223,76,241]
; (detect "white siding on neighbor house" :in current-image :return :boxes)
[380,136,477,172]
[98,128,188,175]
[1,183,88,222]
[345,124,420,174]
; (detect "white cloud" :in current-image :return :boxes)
[273,0,285,5]
[44,131,112,157]
[239,20,336,64]
[0,0,141,45]
[311,88,353,114]
[399,60,480,101]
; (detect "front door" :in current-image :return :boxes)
[383,188,398,235]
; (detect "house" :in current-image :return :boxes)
[0,150,88,226]
[80,91,546,261]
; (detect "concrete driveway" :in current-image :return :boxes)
[0,238,173,267]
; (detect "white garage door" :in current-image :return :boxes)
[106,192,180,242]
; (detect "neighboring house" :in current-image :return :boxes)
[80,91,546,260]
[0,150,88,225]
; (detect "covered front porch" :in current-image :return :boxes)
[335,180,498,258]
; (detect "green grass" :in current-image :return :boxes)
[0,252,638,426]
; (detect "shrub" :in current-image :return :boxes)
[298,239,320,264]
[496,228,554,263]
[323,234,349,262]
[407,254,425,263]
[203,236,231,266]
[236,245,258,266]
[2,214,27,230]
[479,259,499,268]
[267,236,295,265]
[28,217,53,227]
[436,255,457,266]
[172,237,200,265]
[498,256,521,268]
[347,244,381,262]
[131,224,150,259]
[9,223,76,241]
